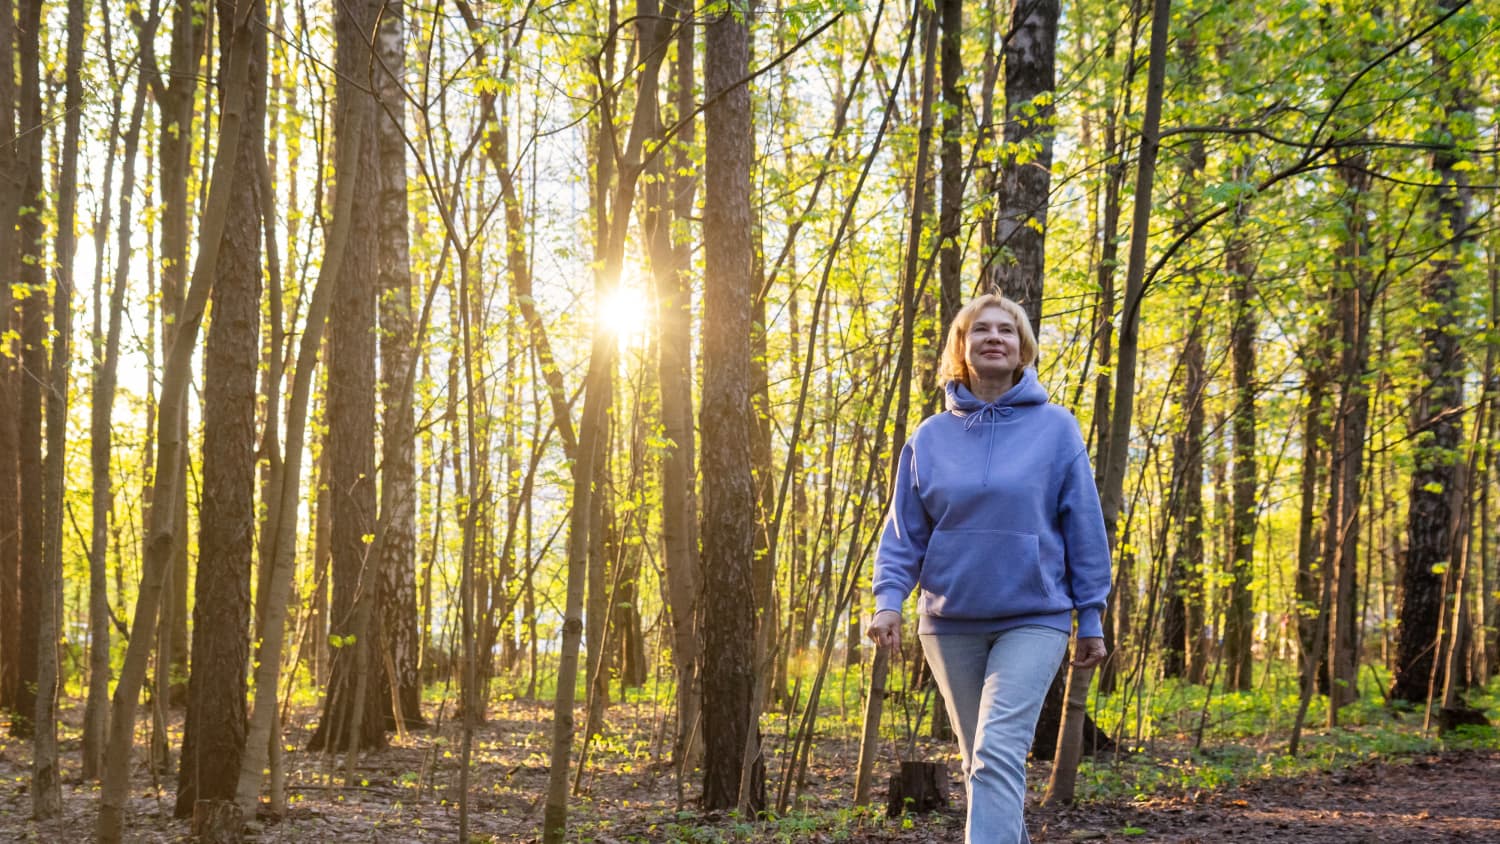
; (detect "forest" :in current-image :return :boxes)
[1,0,1498,840]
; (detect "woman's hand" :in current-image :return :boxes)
[866,609,902,652]
[1070,636,1107,668]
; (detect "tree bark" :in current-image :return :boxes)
[31,0,82,815]
[235,71,372,819]
[1297,293,1332,689]
[175,0,264,814]
[155,0,207,720]
[1325,158,1374,713]
[644,0,701,773]
[374,0,426,731]
[83,9,153,782]
[937,0,962,329]
[1223,220,1258,693]
[0,0,21,722]
[1070,0,1171,802]
[97,1,259,835]
[700,0,763,814]
[13,0,45,744]
[1391,0,1473,702]
[306,0,388,754]
[985,0,1059,327]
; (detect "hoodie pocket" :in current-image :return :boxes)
[919,529,1055,619]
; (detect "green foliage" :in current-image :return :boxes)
[1076,673,1500,803]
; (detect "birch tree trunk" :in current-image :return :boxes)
[374,0,426,731]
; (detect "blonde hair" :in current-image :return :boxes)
[936,294,1038,387]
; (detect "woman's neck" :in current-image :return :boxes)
[970,371,1017,404]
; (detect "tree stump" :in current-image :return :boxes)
[192,799,243,844]
[1437,706,1489,735]
[886,760,948,817]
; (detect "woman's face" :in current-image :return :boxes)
[964,305,1021,385]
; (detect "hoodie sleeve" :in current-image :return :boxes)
[1058,448,1113,639]
[872,439,931,614]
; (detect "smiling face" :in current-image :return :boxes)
[963,305,1021,390]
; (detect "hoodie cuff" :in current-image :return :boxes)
[875,589,907,615]
[1076,607,1104,640]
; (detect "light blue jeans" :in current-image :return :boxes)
[920,626,1070,844]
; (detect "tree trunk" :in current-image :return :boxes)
[1223,221,1258,693]
[0,0,22,722]
[700,0,763,814]
[306,0,387,754]
[1164,306,1206,681]
[857,0,937,800]
[1325,158,1374,713]
[937,0,962,329]
[83,11,152,781]
[1068,0,1171,802]
[235,66,372,819]
[97,1,259,835]
[645,0,701,773]
[1296,295,1332,689]
[985,0,1059,327]
[541,5,669,836]
[175,1,264,814]
[1391,2,1473,702]
[156,0,207,720]
[13,0,45,744]
[32,0,81,815]
[374,0,426,732]
[1160,27,1202,682]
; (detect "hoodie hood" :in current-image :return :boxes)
[944,367,1049,415]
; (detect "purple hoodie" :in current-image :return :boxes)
[872,369,1113,638]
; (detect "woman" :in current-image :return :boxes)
[867,294,1111,844]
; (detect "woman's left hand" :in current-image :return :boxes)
[1070,636,1107,669]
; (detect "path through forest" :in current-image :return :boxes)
[2,702,1496,842]
[1028,749,1500,843]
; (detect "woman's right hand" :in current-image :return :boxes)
[866,609,902,652]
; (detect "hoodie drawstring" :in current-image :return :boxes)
[963,405,1011,486]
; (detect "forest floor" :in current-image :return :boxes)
[1,698,1497,843]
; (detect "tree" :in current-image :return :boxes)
[700,0,763,814]
[985,0,1059,327]
[643,0,702,773]
[13,0,45,744]
[374,0,426,732]
[1052,0,1170,803]
[937,0,962,328]
[0,0,23,721]
[1391,0,1475,705]
[152,0,208,723]
[32,0,83,815]
[97,0,260,834]
[1222,211,1258,693]
[1324,157,1375,713]
[175,0,265,814]
[84,2,153,782]
[307,0,387,754]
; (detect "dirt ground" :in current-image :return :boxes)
[2,700,1497,842]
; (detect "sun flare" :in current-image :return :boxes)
[601,283,652,343]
